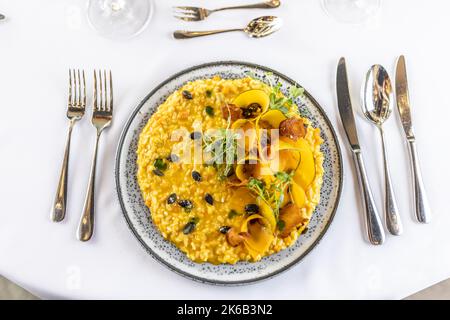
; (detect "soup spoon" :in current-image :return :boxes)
[361,65,403,236]
[173,16,282,39]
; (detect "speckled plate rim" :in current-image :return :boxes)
[115,61,343,286]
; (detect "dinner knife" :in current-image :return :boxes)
[336,57,385,245]
[395,55,431,223]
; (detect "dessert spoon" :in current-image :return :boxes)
[361,65,403,235]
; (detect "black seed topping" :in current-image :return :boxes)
[241,103,262,118]
[178,200,193,210]
[204,193,214,205]
[219,226,231,234]
[205,106,214,117]
[190,131,202,140]
[182,90,193,99]
[183,222,196,234]
[206,90,212,98]
[167,193,177,204]
[152,169,164,177]
[191,171,202,182]
[245,204,260,214]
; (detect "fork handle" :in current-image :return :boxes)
[174,29,244,39]
[77,132,101,241]
[214,1,280,11]
[51,120,75,222]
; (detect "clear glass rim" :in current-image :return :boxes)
[86,0,155,40]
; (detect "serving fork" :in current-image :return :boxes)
[173,0,280,21]
[51,69,86,222]
[77,70,113,241]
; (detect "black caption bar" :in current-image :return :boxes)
[0,300,445,318]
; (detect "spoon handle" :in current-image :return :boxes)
[407,139,431,223]
[173,29,243,39]
[380,129,403,235]
[353,151,385,245]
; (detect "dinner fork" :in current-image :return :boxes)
[77,70,113,241]
[173,0,280,21]
[51,69,86,222]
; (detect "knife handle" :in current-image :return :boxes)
[407,140,431,223]
[353,151,385,245]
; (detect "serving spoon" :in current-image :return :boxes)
[173,16,282,39]
[361,65,403,236]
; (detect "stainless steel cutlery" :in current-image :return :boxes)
[77,70,113,242]
[336,55,431,243]
[174,16,282,39]
[361,65,403,235]
[337,58,385,245]
[173,0,280,21]
[52,70,113,242]
[51,69,86,222]
[395,55,431,224]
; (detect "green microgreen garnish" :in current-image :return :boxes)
[228,209,240,219]
[202,106,240,180]
[245,71,304,117]
[247,171,294,219]
[153,158,167,171]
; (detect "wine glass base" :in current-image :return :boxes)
[87,0,154,39]
[322,0,381,24]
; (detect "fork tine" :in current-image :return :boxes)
[77,69,82,108]
[99,70,103,111]
[173,6,198,12]
[173,15,199,22]
[109,70,113,112]
[74,69,78,107]
[68,69,73,107]
[103,70,107,111]
[82,70,86,108]
[172,8,197,15]
[93,70,98,111]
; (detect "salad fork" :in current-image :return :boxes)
[173,0,280,21]
[77,70,113,241]
[51,69,86,222]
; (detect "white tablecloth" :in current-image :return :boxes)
[1,0,449,299]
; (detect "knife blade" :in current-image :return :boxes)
[336,57,385,245]
[395,55,415,140]
[395,55,431,223]
[336,57,360,151]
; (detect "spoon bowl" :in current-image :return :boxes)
[245,16,283,38]
[362,64,393,126]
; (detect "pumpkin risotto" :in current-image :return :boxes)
[137,76,323,264]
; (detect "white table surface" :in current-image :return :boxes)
[1,0,449,300]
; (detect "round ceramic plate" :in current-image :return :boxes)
[115,61,343,285]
